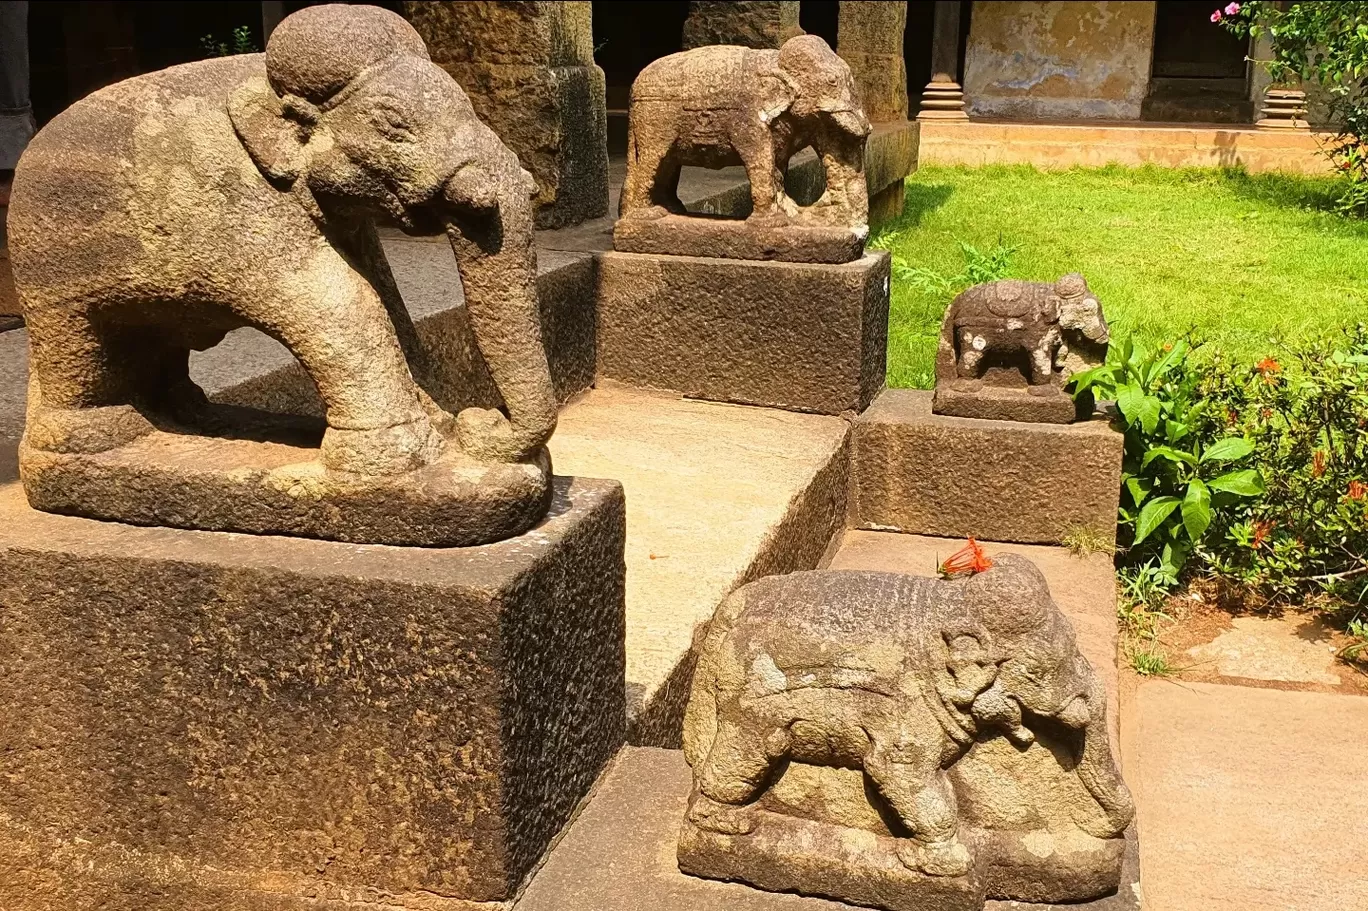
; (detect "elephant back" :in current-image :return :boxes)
[631,45,757,109]
[960,280,1054,321]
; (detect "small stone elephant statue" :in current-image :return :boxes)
[682,555,1134,889]
[936,274,1110,389]
[620,34,871,229]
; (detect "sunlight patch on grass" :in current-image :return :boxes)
[877,164,1368,388]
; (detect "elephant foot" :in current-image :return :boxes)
[25,404,156,455]
[688,794,757,836]
[746,209,790,229]
[896,837,972,878]
[457,406,542,464]
[321,418,441,477]
[623,204,671,222]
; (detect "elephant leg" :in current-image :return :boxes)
[741,129,785,224]
[865,737,972,877]
[1030,344,1055,386]
[261,280,437,476]
[21,304,156,453]
[956,329,986,379]
[696,717,775,805]
[623,133,678,219]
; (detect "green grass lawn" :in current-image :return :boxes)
[877,164,1368,388]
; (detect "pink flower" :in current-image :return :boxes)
[1211,9,1223,22]
[1225,2,1240,14]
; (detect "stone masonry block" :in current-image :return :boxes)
[0,477,626,910]
[838,1,909,122]
[682,1,802,49]
[597,251,889,416]
[852,389,1123,545]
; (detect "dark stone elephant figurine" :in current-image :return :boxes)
[9,5,558,545]
[682,555,1134,885]
[936,275,1110,389]
[619,35,872,229]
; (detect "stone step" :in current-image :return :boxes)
[516,529,1136,910]
[547,385,850,744]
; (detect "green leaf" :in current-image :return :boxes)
[1142,445,1199,468]
[1134,496,1180,545]
[1068,365,1112,398]
[1126,475,1153,508]
[1181,479,1212,542]
[1207,468,1266,497]
[1116,384,1145,428]
[1201,436,1255,463]
[1135,396,1162,434]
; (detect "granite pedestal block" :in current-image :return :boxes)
[852,389,1123,546]
[0,477,626,911]
[597,251,889,415]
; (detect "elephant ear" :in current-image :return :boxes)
[935,623,999,710]
[758,69,799,125]
[229,75,309,184]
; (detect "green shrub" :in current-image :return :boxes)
[1070,337,1264,583]
[1198,325,1368,607]
[201,25,257,58]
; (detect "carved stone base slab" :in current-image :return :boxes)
[678,803,986,911]
[933,379,1085,424]
[20,426,552,548]
[614,214,867,264]
[0,477,626,910]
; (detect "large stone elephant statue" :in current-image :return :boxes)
[619,35,872,228]
[682,555,1134,880]
[10,4,555,484]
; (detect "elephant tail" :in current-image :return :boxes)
[682,586,748,770]
[1072,684,1136,838]
[934,297,960,384]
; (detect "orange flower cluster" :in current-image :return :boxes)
[1312,450,1327,478]
[1251,520,1275,549]
[939,538,993,578]
[1348,480,1368,502]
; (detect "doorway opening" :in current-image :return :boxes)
[1143,0,1252,123]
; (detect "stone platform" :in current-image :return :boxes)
[547,386,850,744]
[597,251,890,416]
[851,389,1123,546]
[0,477,625,910]
[614,215,866,264]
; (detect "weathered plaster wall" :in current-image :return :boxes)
[964,1,1157,121]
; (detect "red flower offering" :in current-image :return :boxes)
[939,538,993,578]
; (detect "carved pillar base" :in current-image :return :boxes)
[917,80,969,121]
[1257,88,1310,130]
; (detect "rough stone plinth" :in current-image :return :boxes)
[597,251,889,415]
[852,389,1123,545]
[682,1,801,49]
[933,382,1083,423]
[406,1,609,229]
[0,477,626,910]
[614,215,865,264]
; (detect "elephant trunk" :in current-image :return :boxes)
[1071,683,1136,839]
[815,132,868,231]
[443,165,557,464]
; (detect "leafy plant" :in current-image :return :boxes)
[1070,336,1264,582]
[885,238,1019,299]
[201,25,257,58]
[1218,1,1368,215]
[1197,325,1368,606]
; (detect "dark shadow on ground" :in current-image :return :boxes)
[881,181,954,231]
[1218,166,1347,215]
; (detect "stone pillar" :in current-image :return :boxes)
[918,0,968,121]
[404,2,608,230]
[1250,26,1309,129]
[682,1,802,50]
[837,1,908,123]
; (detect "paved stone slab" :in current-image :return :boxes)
[0,476,625,910]
[852,389,1123,546]
[547,386,849,744]
[830,530,1122,752]
[597,251,889,416]
[1134,681,1368,911]
[1185,615,1344,686]
[517,747,1139,911]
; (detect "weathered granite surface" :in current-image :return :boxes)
[682,1,802,49]
[597,251,889,415]
[852,389,1123,546]
[0,476,626,910]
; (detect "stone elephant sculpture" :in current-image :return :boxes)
[936,274,1110,388]
[619,35,872,228]
[10,4,555,482]
[682,555,1134,879]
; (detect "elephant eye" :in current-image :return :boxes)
[371,107,417,144]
